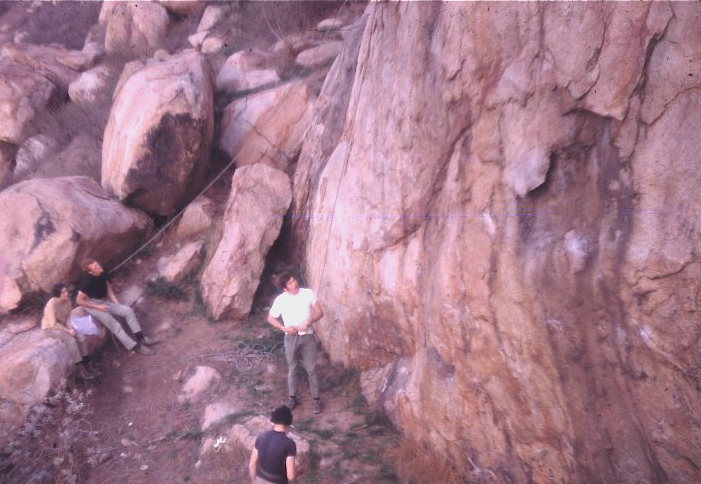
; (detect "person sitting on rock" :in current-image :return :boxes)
[249,405,298,484]
[41,282,95,380]
[266,273,324,414]
[76,258,155,355]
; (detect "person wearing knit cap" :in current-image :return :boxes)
[249,406,298,483]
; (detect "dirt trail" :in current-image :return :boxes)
[82,271,401,484]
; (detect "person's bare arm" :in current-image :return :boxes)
[286,455,296,481]
[298,301,323,332]
[267,314,298,334]
[76,291,109,311]
[248,448,259,484]
[106,281,119,304]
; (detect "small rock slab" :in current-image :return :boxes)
[178,366,221,403]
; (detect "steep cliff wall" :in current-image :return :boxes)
[292,2,700,482]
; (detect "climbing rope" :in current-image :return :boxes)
[109,154,237,274]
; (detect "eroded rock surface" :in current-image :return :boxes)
[1,42,99,91]
[0,176,152,313]
[178,365,221,404]
[0,61,56,145]
[173,195,215,241]
[291,3,700,482]
[156,241,205,284]
[201,164,291,320]
[99,1,170,58]
[0,310,106,449]
[102,50,215,217]
[219,81,312,172]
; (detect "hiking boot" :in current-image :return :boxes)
[77,364,95,380]
[140,335,158,346]
[134,344,154,355]
[286,396,298,410]
[313,398,322,415]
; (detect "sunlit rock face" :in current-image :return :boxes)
[201,164,292,321]
[0,176,152,314]
[292,2,700,482]
[101,50,215,217]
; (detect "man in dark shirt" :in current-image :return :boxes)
[249,406,297,483]
[76,258,155,355]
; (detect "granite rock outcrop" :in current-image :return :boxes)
[291,3,700,482]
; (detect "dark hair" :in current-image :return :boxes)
[276,273,294,291]
[270,405,293,426]
[52,283,66,298]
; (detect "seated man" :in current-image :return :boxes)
[76,258,154,355]
[42,282,95,380]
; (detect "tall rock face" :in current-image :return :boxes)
[292,3,700,482]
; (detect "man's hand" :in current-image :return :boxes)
[68,328,77,336]
[282,326,298,335]
[297,318,311,332]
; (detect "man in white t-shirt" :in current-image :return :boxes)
[267,273,324,414]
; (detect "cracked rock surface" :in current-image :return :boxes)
[291,2,701,481]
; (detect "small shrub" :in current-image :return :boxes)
[351,394,368,415]
[0,388,104,483]
[145,277,187,300]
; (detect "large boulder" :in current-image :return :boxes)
[156,241,205,284]
[201,164,292,320]
[215,50,280,93]
[291,2,700,482]
[295,42,343,69]
[0,61,57,145]
[13,134,59,180]
[99,1,170,58]
[219,81,312,172]
[102,50,215,217]
[68,65,114,104]
[0,42,100,91]
[197,3,233,32]
[173,195,215,241]
[0,321,104,449]
[0,176,152,314]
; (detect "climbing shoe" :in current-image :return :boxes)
[134,344,154,355]
[136,333,158,346]
[313,398,323,415]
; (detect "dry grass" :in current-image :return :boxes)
[0,386,105,484]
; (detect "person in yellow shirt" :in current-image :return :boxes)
[41,283,94,380]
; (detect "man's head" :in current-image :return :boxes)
[277,272,299,294]
[277,273,299,294]
[270,405,293,427]
[81,258,103,276]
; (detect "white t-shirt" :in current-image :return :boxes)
[269,288,317,335]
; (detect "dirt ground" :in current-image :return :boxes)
[77,265,401,484]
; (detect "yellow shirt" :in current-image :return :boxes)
[41,297,72,330]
